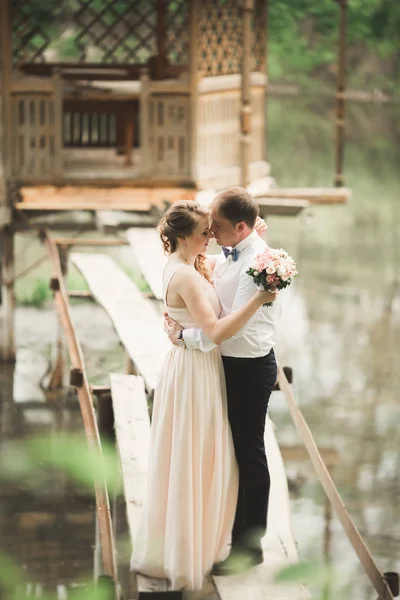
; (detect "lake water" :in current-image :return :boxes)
[266,95,400,599]
[0,95,399,599]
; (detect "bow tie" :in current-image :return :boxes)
[222,247,239,262]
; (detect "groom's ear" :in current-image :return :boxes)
[236,221,246,233]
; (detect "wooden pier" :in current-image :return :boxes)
[70,247,311,598]
[35,228,396,600]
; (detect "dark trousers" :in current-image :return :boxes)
[222,349,277,551]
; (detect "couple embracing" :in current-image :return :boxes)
[131,187,280,590]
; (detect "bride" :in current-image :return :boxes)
[131,200,276,590]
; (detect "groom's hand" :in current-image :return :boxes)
[164,312,184,346]
[255,216,268,237]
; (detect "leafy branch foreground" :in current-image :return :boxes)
[0,435,343,599]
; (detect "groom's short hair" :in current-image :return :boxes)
[213,186,259,228]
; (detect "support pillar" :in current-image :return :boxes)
[265,0,269,161]
[240,0,254,188]
[47,245,68,390]
[189,0,200,184]
[0,226,16,362]
[334,0,348,187]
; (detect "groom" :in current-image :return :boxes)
[165,187,278,574]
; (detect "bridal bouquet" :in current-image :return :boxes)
[247,247,298,306]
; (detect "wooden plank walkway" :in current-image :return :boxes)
[110,373,310,599]
[126,227,167,300]
[71,253,169,393]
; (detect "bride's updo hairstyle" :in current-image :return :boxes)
[158,200,212,284]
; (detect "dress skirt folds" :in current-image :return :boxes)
[131,264,238,590]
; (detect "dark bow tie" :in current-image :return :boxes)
[222,247,239,262]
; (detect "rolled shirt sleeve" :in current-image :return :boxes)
[182,327,217,353]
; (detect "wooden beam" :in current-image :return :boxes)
[0,0,12,179]
[334,0,348,187]
[257,198,309,217]
[255,187,350,204]
[0,226,16,362]
[68,290,93,298]
[16,185,196,212]
[54,237,128,247]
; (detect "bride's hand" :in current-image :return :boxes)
[164,312,184,345]
[256,287,277,304]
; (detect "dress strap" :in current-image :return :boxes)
[163,263,188,306]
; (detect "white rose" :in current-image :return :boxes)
[277,267,286,277]
[253,270,259,276]
[266,266,275,275]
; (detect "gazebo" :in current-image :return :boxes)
[0,0,349,362]
[0,0,268,191]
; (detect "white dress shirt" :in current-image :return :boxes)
[182,230,278,358]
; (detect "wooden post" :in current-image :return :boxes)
[47,245,69,391]
[156,0,167,80]
[189,0,200,184]
[240,0,254,187]
[124,105,134,167]
[264,0,269,161]
[0,226,16,363]
[53,69,63,179]
[334,0,347,187]
[140,68,151,175]
[1,0,13,180]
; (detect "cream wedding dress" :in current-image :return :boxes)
[131,260,238,590]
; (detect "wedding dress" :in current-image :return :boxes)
[131,260,238,590]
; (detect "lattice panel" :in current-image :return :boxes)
[198,0,242,77]
[197,0,267,77]
[11,0,64,63]
[74,0,157,63]
[165,0,189,66]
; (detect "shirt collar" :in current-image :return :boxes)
[233,230,259,254]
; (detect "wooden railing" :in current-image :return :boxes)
[277,365,397,600]
[43,231,117,593]
[10,75,63,180]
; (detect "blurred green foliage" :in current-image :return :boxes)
[0,434,121,495]
[14,1,400,92]
[269,0,400,92]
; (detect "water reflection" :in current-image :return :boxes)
[0,372,95,598]
[267,95,400,599]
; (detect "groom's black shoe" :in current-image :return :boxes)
[211,547,263,576]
